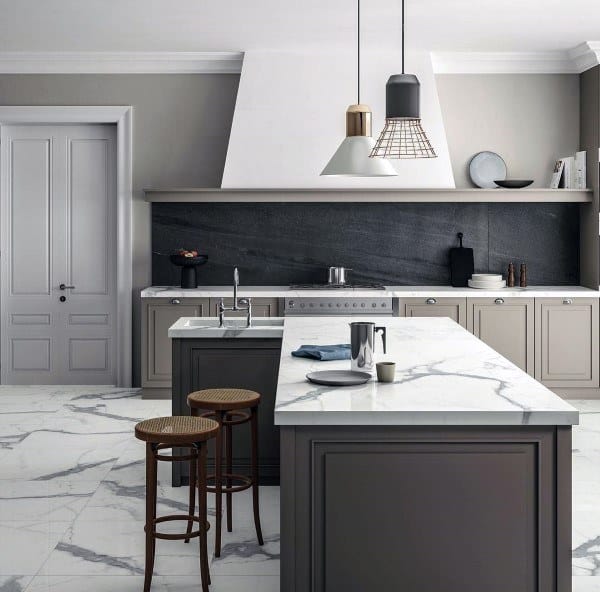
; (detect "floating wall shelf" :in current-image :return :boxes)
[144,187,593,204]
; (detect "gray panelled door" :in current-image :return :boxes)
[1,124,117,384]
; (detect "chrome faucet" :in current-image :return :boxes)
[219,267,252,327]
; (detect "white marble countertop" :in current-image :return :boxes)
[274,316,579,427]
[142,285,600,299]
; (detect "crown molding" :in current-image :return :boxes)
[431,51,577,74]
[568,42,600,73]
[432,43,600,74]
[0,51,244,74]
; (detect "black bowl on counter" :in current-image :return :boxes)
[169,254,208,289]
[494,179,534,189]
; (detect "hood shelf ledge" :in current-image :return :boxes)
[144,188,593,204]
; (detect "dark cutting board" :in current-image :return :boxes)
[449,232,474,287]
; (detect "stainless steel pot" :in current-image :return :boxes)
[328,266,352,285]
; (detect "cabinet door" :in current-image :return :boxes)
[535,297,599,387]
[399,297,467,328]
[468,298,534,375]
[142,297,210,388]
[209,297,280,317]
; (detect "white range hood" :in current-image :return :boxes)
[221,49,455,189]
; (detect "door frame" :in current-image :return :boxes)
[0,106,133,386]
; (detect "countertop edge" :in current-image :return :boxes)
[273,410,580,427]
[142,285,600,299]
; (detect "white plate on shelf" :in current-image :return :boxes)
[468,279,507,289]
[469,151,507,188]
[471,274,502,281]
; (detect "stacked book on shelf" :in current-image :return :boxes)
[550,151,586,189]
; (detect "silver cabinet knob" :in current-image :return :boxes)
[426,298,437,305]
[494,298,505,305]
[170,298,181,305]
[563,298,573,305]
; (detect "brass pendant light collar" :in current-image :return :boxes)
[346,104,372,137]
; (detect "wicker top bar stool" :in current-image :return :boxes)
[135,416,219,592]
[187,388,264,558]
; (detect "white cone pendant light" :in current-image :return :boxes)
[370,0,436,159]
[321,1,396,177]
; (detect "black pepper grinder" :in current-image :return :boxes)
[520,263,527,288]
[507,262,516,287]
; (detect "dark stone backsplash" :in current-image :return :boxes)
[152,203,580,286]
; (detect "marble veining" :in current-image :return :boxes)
[0,386,596,590]
[274,316,579,426]
[152,202,580,286]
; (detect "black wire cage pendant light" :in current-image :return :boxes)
[370,0,437,159]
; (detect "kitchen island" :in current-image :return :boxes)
[275,316,578,592]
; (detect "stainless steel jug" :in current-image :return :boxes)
[350,322,387,372]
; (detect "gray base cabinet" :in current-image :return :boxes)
[172,338,282,486]
[467,297,534,375]
[397,297,467,327]
[141,297,210,389]
[281,425,572,592]
[535,298,599,388]
[141,296,281,393]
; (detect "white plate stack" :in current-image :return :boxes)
[467,273,506,289]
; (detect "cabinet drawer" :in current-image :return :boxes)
[209,297,280,318]
[468,298,534,375]
[535,297,599,388]
[141,297,210,388]
[398,297,467,328]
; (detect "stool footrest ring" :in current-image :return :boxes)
[206,473,252,494]
[144,514,210,541]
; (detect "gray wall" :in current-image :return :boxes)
[436,74,580,188]
[0,73,240,385]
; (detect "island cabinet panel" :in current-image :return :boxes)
[172,338,281,486]
[535,298,599,388]
[467,297,534,375]
[281,425,571,592]
[142,297,210,388]
[397,297,467,328]
[208,297,281,317]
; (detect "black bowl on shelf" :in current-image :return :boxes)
[494,179,534,189]
[169,254,208,289]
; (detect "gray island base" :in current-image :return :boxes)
[276,317,578,592]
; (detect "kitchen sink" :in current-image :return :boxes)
[168,317,284,338]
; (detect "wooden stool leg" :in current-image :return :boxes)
[144,443,158,592]
[214,410,224,558]
[225,416,233,533]
[250,406,264,546]
[184,448,197,544]
[197,442,210,592]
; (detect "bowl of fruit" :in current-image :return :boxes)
[169,249,208,289]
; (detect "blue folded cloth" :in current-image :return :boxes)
[291,344,351,361]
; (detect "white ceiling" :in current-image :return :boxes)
[0,0,598,54]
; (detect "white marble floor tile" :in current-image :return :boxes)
[0,431,130,482]
[574,576,600,591]
[0,522,70,575]
[24,574,279,592]
[0,481,96,522]
[0,576,32,592]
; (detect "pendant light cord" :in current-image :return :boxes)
[401,0,405,74]
[357,0,361,103]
